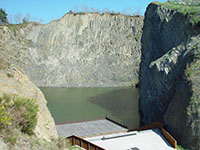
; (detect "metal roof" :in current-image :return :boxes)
[56,119,127,137]
[85,129,175,150]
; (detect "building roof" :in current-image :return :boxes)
[85,129,175,150]
[56,119,127,137]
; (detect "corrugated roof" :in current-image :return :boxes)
[56,119,127,137]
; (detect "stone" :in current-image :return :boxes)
[0,138,8,150]
[139,2,200,149]
[0,13,143,87]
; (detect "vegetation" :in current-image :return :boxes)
[177,145,185,150]
[6,22,35,37]
[7,23,30,30]
[0,58,11,70]
[154,0,200,26]
[0,94,39,135]
[0,128,76,150]
[22,17,28,24]
[0,8,8,24]
[0,94,81,149]
[186,62,200,77]
[185,41,200,77]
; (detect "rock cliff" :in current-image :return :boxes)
[0,13,143,87]
[0,63,58,141]
[139,2,200,149]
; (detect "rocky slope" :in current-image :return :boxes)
[0,63,58,141]
[139,2,200,149]
[0,13,143,87]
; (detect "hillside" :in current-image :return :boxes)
[139,1,200,149]
[0,61,58,141]
[1,1,200,149]
[0,13,143,87]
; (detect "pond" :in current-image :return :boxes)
[40,87,140,130]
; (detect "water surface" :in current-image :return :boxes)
[40,87,139,129]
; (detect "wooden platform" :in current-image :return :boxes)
[56,119,128,138]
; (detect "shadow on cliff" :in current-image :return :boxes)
[140,3,200,149]
[88,88,140,129]
[139,3,200,124]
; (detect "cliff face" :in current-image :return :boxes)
[0,65,58,141]
[139,3,200,149]
[0,13,143,87]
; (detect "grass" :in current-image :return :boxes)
[177,145,185,150]
[153,0,200,26]
[0,94,39,135]
[5,22,39,37]
[186,61,200,77]
[185,41,200,77]
[0,58,11,70]
[0,128,76,150]
[7,23,29,30]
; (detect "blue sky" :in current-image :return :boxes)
[1,0,166,24]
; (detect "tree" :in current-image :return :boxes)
[90,8,99,13]
[22,17,28,24]
[0,8,8,24]
[101,8,110,13]
[14,13,22,24]
[69,10,73,14]
[72,6,79,13]
[82,5,88,13]
[123,6,132,16]
[25,13,31,22]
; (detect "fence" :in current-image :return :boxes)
[128,122,177,149]
[68,135,105,150]
[161,127,177,149]
[128,122,164,132]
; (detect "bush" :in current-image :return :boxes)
[0,8,8,24]
[177,145,185,150]
[0,94,39,135]
[0,104,12,126]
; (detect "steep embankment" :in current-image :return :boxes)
[0,13,143,87]
[139,2,200,149]
[0,62,58,141]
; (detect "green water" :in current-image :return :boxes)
[40,87,140,129]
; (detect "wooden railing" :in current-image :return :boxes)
[128,122,164,132]
[161,127,177,149]
[68,135,105,150]
[67,120,177,149]
[128,122,177,149]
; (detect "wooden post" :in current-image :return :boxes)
[80,139,83,147]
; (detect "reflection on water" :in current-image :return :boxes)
[40,87,140,130]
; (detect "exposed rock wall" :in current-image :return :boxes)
[139,3,200,149]
[0,66,58,141]
[0,13,143,87]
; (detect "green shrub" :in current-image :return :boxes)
[0,8,8,24]
[0,104,12,126]
[0,94,39,135]
[177,145,185,150]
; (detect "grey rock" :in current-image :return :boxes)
[0,13,143,87]
[0,138,8,150]
[139,3,200,149]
